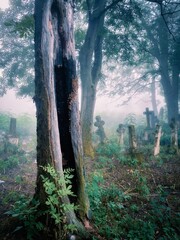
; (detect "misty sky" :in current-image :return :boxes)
[0,0,9,10]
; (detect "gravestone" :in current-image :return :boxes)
[9,118,17,136]
[143,108,158,142]
[128,125,137,153]
[7,118,19,146]
[94,116,106,144]
[143,108,152,129]
[116,124,125,145]
[154,124,162,156]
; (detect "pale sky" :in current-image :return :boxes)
[0,0,9,10]
[0,90,36,116]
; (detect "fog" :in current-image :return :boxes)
[0,0,9,10]
[0,90,35,116]
[0,89,164,121]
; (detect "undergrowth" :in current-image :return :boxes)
[5,165,77,240]
[87,139,180,239]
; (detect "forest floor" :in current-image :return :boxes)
[0,142,180,239]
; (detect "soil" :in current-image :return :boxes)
[0,150,180,239]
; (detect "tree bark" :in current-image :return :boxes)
[80,0,106,157]
[34,0,88,237]
[143,16,179,123]
[151,78,158,117]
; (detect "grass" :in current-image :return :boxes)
[0,137,179,239]
[86,139,180,239]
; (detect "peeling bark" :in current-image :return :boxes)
[34,0,88,237]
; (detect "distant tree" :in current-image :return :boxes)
[102,0,180,123]
[34,0,88,238]
[79,0,138,157]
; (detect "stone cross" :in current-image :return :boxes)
[94,116,106,144]
[116,124,125,145]
[143,108,152,129]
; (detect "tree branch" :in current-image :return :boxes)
[98,0,123,18]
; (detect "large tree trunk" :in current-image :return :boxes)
[158,18,179,123]
[80,0,106,157]
[34,0,88,238]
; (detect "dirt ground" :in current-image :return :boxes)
[0,151,180,239]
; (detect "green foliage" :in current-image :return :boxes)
[95,137,139,166]
[132,169,150,197]
[6,165,77,239]
[16,114,36,137]
[6,196,44,240]
[0,112,36,137]
[0,0,34,96]
[5,14,34,38]
[0,155,19,173]
[0,113,10,132]
[89,143,179,240]
[88,175,179,240]
[41,165,78,231]
[0,142,27,173]
[96,138,121,159]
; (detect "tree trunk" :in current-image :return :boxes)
[34,0,88,238]
[157,18,179,123]
[80,0,106,157]
[143,16,179,123]
[151,78,158,117]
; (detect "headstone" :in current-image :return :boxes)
[154,124,162,156]
[94,116,106,144]
[7,117,19,146]
[116,124,125,145]
[9,118,17,137]
[143,108,152,129]
[128,125,137,153]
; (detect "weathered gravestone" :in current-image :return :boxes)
[143,108,152,129]
[143,108,158,142]
[116,124,125,145]
[94,116,106,144]
[154,124,162,156]
[128,125,143,163]
[128,125,137,153]
[7,118,19,146]
[9,118,17,136]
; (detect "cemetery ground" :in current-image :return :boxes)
[0,137,179,240]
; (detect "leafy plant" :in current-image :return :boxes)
[41,165,78,235]
[6,165,77,239]
[5,196,44,240]
[96,138,122,159]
